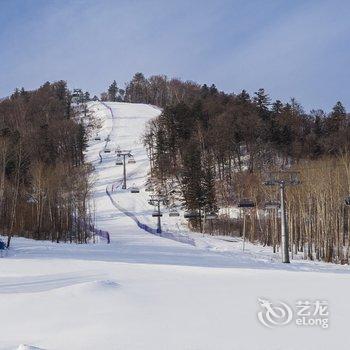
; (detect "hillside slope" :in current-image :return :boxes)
[0,101,349,350]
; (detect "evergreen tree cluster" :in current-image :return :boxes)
[71,88,91,104]
[101,80,125,102]
[143,75,349,233]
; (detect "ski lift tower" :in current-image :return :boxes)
[116,150,134,189]
[148,194,168,233]
[263,171,301,263]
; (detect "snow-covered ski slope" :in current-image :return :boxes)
[1,101,350,350]
[86,101,194,246]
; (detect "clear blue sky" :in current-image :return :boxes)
[1,0,349,112]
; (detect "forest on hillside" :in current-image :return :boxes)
[102,72,350,264]
[3,73,350,263]
[0,82,92,247]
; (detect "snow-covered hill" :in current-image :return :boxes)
[1,101,350,350]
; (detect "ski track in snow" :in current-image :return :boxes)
[0,272,105,294]
[0,101,350,350]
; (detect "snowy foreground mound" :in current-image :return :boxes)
[1,102,350,350]
[17,345,44,350]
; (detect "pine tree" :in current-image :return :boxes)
[237,90,250,104]
[200,84,210,98]
[181,141,205,231]
[12,88,20,99]
[76,123,88,165]
[108,80,118,102]
[271,100,283,115]
[125,73,148,103]
[254,88,270,120]
[209,84,218,95]
[327,101,346,134]
[332,101,346,117]
[84,91,90,102]
[100,92,108,101]
[20,87,29,101]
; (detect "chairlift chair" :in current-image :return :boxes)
[206,213,218,220]
[94,135,101,141]
[169,209,180,217]
[238,199,255,208]
[264,201,280,210]
[130,186,140,193]
[152,211,163,217]
[184,211,200,219]
[128,155,136,164]
[115,156,123,165]
[104,148,111,153]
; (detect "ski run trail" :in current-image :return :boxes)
[1,101,350,350]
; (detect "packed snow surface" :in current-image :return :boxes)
[1,101,350,350]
